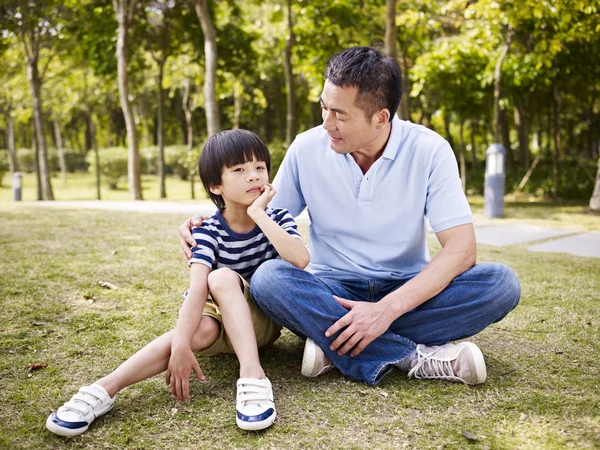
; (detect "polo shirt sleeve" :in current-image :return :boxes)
[271,139,306,217]
[189,226,217,269]
[270,208,303,241]
[425,142,473,233]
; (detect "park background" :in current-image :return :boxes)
[1,1,599,449]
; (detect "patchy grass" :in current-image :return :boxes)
[0,204,599,449]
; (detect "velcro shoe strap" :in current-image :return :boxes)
[62,400,91,415]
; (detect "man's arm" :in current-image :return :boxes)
[166,263,211,401]
[326,223,476,356]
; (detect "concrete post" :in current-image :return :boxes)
[13,172,23,201]
[484,144,505,218]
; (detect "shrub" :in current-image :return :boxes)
[267,139,289,181]
[16,148,35,173]
[0,150,8,186]
[86,147,128,189]
[63,151,88,172]
[140,146,158,175]
[165,145,200,180]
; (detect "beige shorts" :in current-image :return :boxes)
[195,274,282,357]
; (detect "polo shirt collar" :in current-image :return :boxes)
[381,115,403,161]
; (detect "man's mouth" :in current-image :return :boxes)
[329,135,342,143]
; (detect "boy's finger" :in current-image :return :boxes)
[193,361,206,382]
[165,369,171,385]
[182,378,190,402]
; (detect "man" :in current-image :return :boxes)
[180,46,520,386]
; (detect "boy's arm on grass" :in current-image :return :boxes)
[248,185,309,269]
[167,263,211,402]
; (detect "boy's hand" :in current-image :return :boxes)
[165,346,205,402]
[179,215,207,262]
[247,184,276,215]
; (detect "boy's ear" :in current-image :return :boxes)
[209,185,221,195]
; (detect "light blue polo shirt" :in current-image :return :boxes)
[270,116,473,281]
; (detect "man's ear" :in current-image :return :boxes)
[209,186,221,195]
[376,108,391,128]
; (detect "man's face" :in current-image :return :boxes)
[320,80,382,155]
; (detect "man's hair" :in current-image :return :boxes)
[198,129,271,211]
[325,46,402,122]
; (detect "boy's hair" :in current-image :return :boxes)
[198,129,271,210]
[324,46,402,122]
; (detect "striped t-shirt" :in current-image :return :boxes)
[189,207,303,280]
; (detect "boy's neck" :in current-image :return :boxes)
[221,204,258,234]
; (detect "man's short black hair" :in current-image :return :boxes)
[198,129,271,211]
[325,46,402,122]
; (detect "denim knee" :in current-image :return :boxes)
[490,263,521,316]
[250,259,290,306]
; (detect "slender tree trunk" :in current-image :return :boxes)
[493,29,513,143]
[590,159,600,210]
[182,80,196,199]
[91,119,101,200]
[514,102,530,168]
[233,86,243,129]
[385,0,409,120]
[552,83,561,199]
[113,0,143,200]
[32,122,42,200]
[157,61,166,198]
[500,109,513,172]
[470,118,478,170]
[443,112,455,151]
[458,118,467,192]
[5,107,18,172]
[193,0,220,137]
[283,0,296,145]
[27,59,54,200]
[52,112,67,186]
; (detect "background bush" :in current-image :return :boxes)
[0,150,8,186]
[86,147,128,189]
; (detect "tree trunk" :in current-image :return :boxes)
[233,85,243,129]
[114,0,143,200]
[283,0,296,145]
[52,112,67,186]
[443,112,455,151]
[385,0,409,120]
[193,0,220,137]
[91,119,101,200]
[470,118,478,170]
[552,83,561,199]
[514,102,530,168]
[32,122,42,200]
[590,159,600,210]
[500,109,513,173]
[5,107,18,172]
[493,29,513,143]
[157,61,166,198]
[458,119,467,192]
[27,59,54,200]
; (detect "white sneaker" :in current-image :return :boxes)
[301,338,333,377]
[46,384,114,437]
[236,378,276,431]
[407,342,487,385]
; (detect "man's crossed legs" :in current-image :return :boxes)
[250,260,520,386]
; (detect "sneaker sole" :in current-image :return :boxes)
[45,404,113,437]
[301,339,320,377]
[236,409,276,431]
[463,342,487,385]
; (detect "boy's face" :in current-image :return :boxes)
[209,157,269,208]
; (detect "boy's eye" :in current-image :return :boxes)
[256,165,265,170]
[233,167,244,172]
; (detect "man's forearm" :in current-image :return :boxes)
[382,232,476,321]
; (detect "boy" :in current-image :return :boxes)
[46,129,309,436]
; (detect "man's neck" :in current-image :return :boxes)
[351,122,392,173]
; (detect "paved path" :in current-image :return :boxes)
[21,200,600,258]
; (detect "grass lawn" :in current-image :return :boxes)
[0,202,599,449]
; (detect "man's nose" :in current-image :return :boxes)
[322,111,336,131]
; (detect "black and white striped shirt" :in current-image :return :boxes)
[189,207,302,280]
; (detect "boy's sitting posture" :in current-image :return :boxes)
[46,130,309,436]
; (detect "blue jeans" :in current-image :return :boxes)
[250,260,520,386]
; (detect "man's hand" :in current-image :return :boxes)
[325,296,394,357]
[179,215,206,262]
[165,346,205,402]
[247,184,276,216]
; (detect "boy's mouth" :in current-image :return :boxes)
[247,187,261,193]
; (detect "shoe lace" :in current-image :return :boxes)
[407,348,461,382]
[237,380,271,407]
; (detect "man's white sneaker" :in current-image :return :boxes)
[407,342,487,385]
[301,338,333,377]
[236,378,276,431]
[46,384,114,437]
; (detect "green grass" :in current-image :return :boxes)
[0,203,599,449]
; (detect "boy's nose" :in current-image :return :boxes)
[247,171,259,181]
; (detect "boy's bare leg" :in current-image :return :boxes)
[96,316,220,397]
[208,269,265,379]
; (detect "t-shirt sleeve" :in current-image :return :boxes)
[270,208,303,241]
[189,226,217,269]
[270,139,306,217]
[424,142,473,233]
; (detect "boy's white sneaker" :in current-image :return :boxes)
[236,378,276,431]
[407,342,487,385]
[46,384,114,437]
[301,338,333,377]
